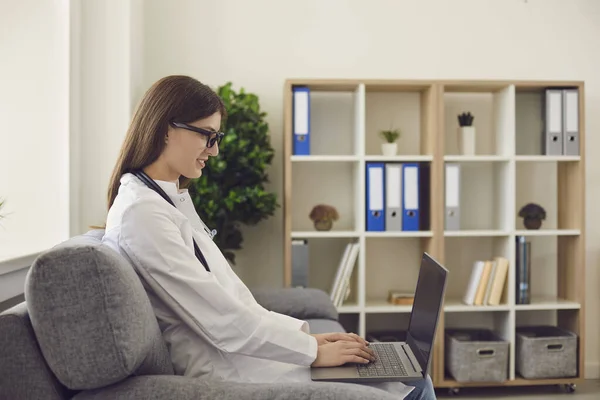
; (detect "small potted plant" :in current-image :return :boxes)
[379,128,401,156]
[309,204,339,231]
[457,111,475,155]
[518,203,546,230]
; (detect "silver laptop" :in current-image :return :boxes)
[311,252,448,383]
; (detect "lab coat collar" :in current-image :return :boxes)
[122,172,186,195]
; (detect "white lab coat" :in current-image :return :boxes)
[102,173,413,398]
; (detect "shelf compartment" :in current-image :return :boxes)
[515,84,582,157]
[515,310,582,381]
[442,84,514,157]
[291,161,359,232]
[444,160,512,232]
[365,236,432,307]
[515,160,582,231]
[513,236,583,307]
[443,311,513,382]
[444,236,511,306]
[515,162,583,230]
[364,83,436,157]
[291,83,362,157]
[297,237,359,305]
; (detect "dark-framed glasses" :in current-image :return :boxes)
[170,120,224,148]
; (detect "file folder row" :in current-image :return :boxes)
[366,162,430,232]
[543,88,579,156]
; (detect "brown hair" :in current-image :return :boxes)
[105,75,226,211]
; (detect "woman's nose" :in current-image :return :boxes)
[208,142,219,156]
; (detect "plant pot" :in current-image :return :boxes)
[381,143,397,156]
[523,217,542,230]
[458,126,476,155]
[314,219,333,231]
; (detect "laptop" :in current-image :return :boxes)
[311,252,448,383]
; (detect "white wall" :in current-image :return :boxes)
[0,0,70,262]
[131,0,600,377]
[72,0,144,233]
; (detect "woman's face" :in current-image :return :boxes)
[164,112,222,179]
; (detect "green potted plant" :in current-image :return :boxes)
[518,203,546,230]
[309,204,339,231]
[188,82,278,265]
[379,128,400,156]
[0,198,6,221]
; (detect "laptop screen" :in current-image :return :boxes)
[406,253,448,373]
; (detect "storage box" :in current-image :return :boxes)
[445,328,509,382]
[515,325,577,379]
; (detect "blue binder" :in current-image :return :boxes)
[366,162,385,231]
[402,163,420,231]
[292,86,310,155]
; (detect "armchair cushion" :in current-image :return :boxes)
[72,375,399,400]
[250,287,338,321]
[24,234,174,391]
[0,302,75,400]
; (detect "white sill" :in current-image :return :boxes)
[0,252,43,304]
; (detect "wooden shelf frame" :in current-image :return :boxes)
[282,79,585,390]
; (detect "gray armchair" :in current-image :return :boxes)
[0,231,397,399]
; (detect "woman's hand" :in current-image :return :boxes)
[311,332,369,347]
[311,340,376,367]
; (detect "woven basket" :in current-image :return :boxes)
[445,328,509,382]
[516,325,577,379]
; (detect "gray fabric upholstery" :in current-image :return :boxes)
[1,229,390,399]
[72,375,399,400]
[306,319,346,334]
[0,302,74,400]
[251,287,338,321]
[24,234,174,391]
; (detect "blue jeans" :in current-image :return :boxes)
[405,375,436,400]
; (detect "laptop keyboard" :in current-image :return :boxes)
[357,343,408,377]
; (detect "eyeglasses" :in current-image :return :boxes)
[170,120,224,148]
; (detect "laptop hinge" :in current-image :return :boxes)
[402,344,422,373]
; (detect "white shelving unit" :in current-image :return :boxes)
[283,79,585,391]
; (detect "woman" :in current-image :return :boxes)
[101,75,436,400]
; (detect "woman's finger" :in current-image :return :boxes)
[348,332,369,346]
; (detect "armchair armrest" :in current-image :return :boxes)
[250,287,338,321]
[73,375,398,400]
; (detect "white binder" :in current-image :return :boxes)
[543,89,563,156]
[562,88,579,156]
[445,163,460,231]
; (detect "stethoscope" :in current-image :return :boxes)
[132,169,212,273]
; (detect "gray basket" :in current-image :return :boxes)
[516,325,578,379]
[445,328,509,382]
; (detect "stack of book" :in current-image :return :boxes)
[329,243,359,307]
[463,257,509,306]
